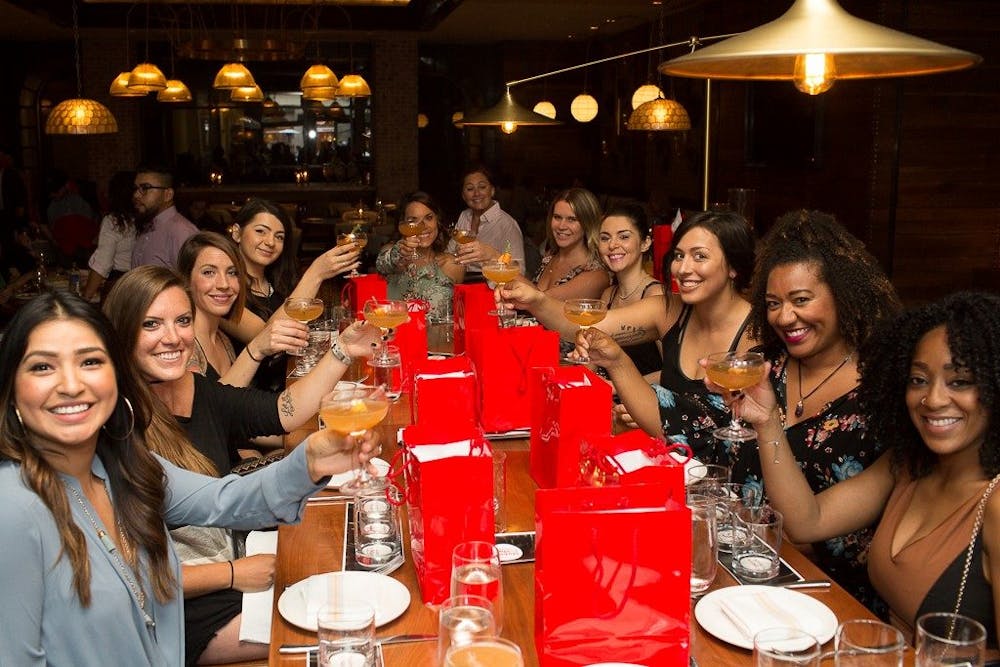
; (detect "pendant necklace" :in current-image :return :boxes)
[616,280,646,301]
[794,353,853,418]
[65,481,155,629]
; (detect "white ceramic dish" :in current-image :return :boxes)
[326,457,390,489]
[695,585,837,650]
[277,570,410,631]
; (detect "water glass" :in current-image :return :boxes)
[353,488,402,569]
[755,627,822,666]
[687,492,718,595]
[444,637,524,667]
[834,619,905,666]
[687,463,732,491]
[915,612,986,667]
[731,504,783,582]
[708,483,763,554]
[317,602,376,667]
[437,594,496,666]
[294,319,334,376]
[367,344,402,400]
[451,541,504,633]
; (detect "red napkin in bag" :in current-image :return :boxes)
[529,366,613,488]
[397,423,495,604]
[535,483,691,666]
[466,324,560,433]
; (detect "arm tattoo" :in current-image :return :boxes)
[279,390,295,418]
[613,322,652,347]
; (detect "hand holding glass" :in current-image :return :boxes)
[337,231,367,278]
[707,351,766,441]
[362,298,409,365]
[284,297,324,356]
[320,387,389,495]
[398,217,427,260]
[483,259,521,327]
[451,228,477,257]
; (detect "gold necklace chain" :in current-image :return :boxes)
[65,481,155,628]
[616,279,649,301]
[953,474,1000,620]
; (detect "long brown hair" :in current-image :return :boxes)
[176,231,248,323]
[0,292,175,605]
[104,266,218,477]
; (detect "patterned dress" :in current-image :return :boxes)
[728,352,887,617]
[376,244,456,320]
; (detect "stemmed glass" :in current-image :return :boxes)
[483,258,521,328]
[320,387,390,494]
[362,298,410,365]
[563,298,608,363]
[284,297,324,356]
[706,351,766,441]
[451,228,477,257]
[337,230,368,278]
[398,217,427,261]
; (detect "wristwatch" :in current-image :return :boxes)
[330,337,353,366]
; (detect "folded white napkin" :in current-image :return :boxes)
[238,530,279,643]
[718,591,800,641]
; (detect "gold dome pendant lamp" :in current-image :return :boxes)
[660,0,981,95]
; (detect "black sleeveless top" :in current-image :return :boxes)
[654,305,750,462]
[918,533,997,648]
[607,280,664,376]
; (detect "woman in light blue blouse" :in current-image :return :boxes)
[0,290,378,666]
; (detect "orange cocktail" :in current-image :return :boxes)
[364,304,409,330]
[706,360,767,392]
[481,264,520,285]
[445,639,524,667]
[284,297,324,323]
[320,396,390,436]
[563,298,607,329]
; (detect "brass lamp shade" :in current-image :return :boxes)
[231,85,265,102]
[336,74,371,97]
[157,79,192,103]
[300,64,339,90]
[110,71,146,97]
[660,0,981,94]
[127,63,167,92]
[213,63,256,90]
[45,98,119,135]
[302,86,339,102]
[627,97,691,131]
[463,88,561,127]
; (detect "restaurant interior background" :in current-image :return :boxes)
[0,0,996,304]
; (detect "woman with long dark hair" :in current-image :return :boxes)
[81,170,137,301]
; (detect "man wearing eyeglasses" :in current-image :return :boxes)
[130,164,198,269]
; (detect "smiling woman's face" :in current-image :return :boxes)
[234,212,285,271]
[134,287,195,383]
[599,214,649,274]
[189,246,239,318]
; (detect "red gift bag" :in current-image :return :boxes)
[467,324,559,433]
[390,300,428,395]
[529,366,613,488]
[579,429,691,487]
[452,283,499,354]
[341,274,387,319]
[398,423,495,604]
[535,483,691,666]
[409,356,479,427]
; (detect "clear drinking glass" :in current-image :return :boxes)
[450,541,504,634]
[731,504,783,583]
[437,594,496,666]
[833,619,905,667]
[755,628,821,666]
[687,492,719,595]
[915,612,986,667]
[337,231,368,278]
[367,344,402,401]
[444,637,523,667]
[362,298,409,365]
[317,602,376,667]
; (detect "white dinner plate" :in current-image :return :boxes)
[670,451,704,485]
[695,585,837,650]
[277,571,410,631]
[326,457,390,489]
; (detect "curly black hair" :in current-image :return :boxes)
[748,209,901,359]
[859,291,1000,479]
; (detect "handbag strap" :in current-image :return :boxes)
[953,473,1000,615]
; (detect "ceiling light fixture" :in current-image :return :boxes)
[213,63,256,90]
[158,79,193,103]
[46,0,118,135]
[660,0,981,95]
[532,101,556,119]
[626,95,691,131]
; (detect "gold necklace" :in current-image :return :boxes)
[65,481,155,628]
[794,353,853,418]
[616,279,647,301]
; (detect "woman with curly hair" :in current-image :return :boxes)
[723,209,901,615]
[717,291,1000,648]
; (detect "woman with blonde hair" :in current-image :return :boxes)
[532,187,610,300]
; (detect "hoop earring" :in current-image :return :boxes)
[103,396,136,441]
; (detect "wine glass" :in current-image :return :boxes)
[706,351,766,441]
[451,228,477,257]
[284,297,324,356]
[398,217,427,261]
[337,230,367,278]
[482,258,521,328]
[450,541,504,634]
[320,387,390,494]
[362,298,410,364]
[563,298,608,363]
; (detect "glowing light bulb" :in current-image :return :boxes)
[501,121,518,134]
[793,53,836,95]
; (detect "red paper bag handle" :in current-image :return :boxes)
[386,448,408,507]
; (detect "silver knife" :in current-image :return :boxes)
[774,579,831,590]
[279,634,436,653]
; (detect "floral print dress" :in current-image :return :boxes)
[728,353,887,617]
[376,244,457,321]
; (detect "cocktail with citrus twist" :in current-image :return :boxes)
[321,387,390,493]
[363,299,410,364]
[483,258,521,327]
[707,351,766,441]
[284,297,324,356]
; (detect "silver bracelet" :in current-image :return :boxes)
[330,338,353,366]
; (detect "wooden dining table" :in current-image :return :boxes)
[269,369,911,666]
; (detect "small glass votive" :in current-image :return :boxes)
[353,488,402,569]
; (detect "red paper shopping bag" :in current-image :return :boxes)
[452,283,498,354]
[390,300,428,395]
[579,429,691,488]
[535,483,691,666]
[398,423,495,604]
[466,324,559,433]
[341,274,387,319]
[529,366,613,488]
[409,356,479,427]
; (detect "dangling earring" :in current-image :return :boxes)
[13,406,24,429]
[103,396,136,440]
